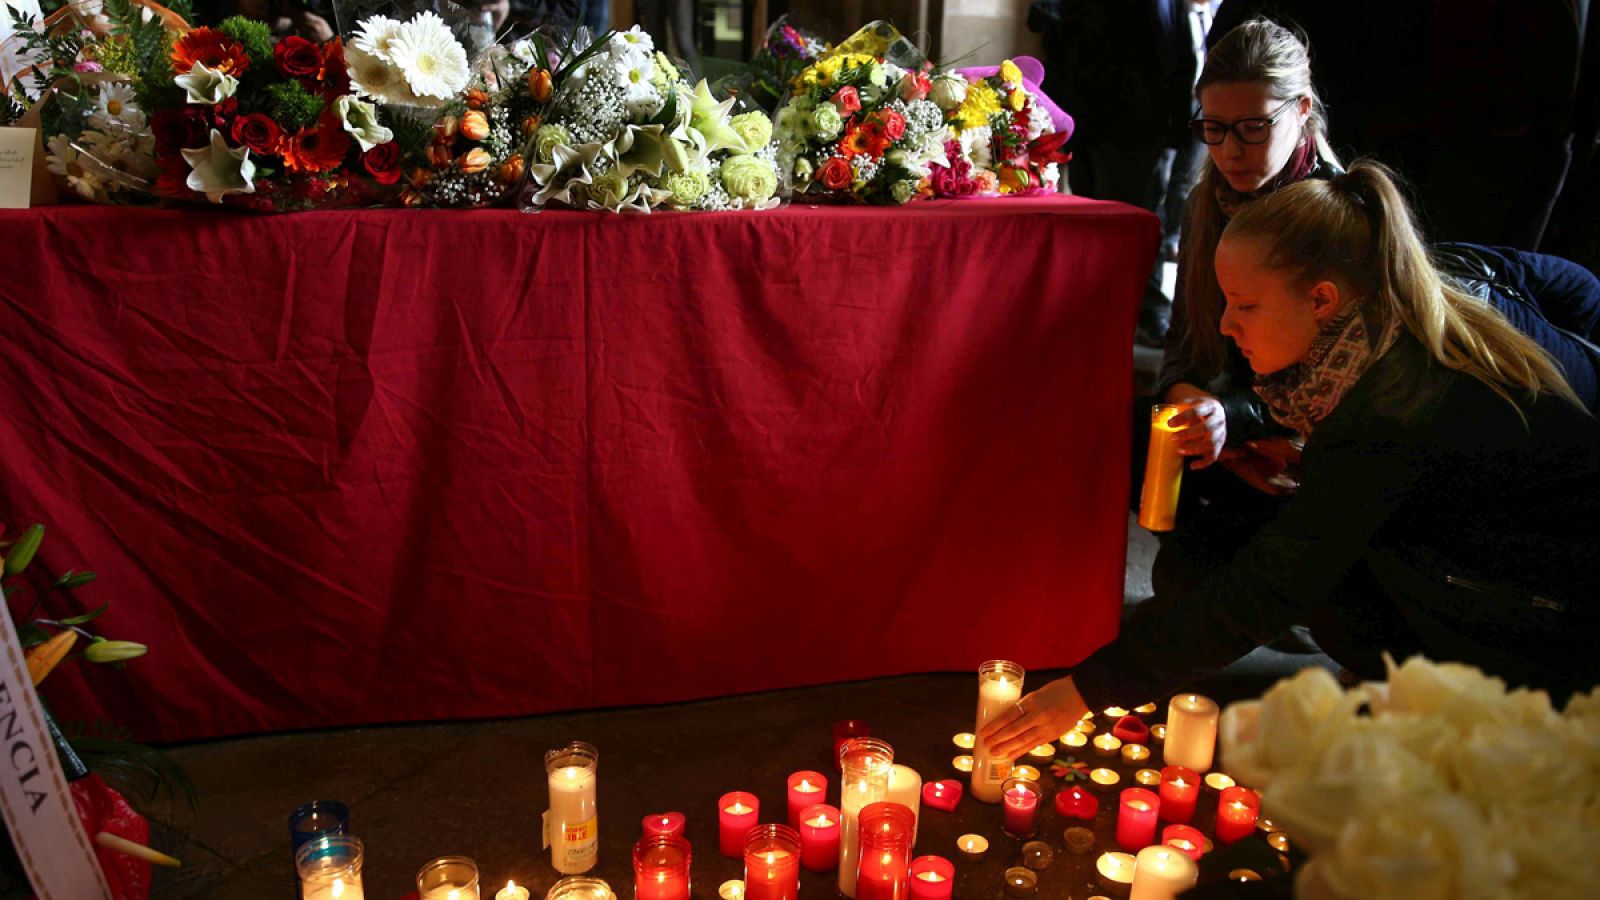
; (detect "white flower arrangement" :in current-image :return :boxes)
[346,11,469,108]
[1219,657,1600,900]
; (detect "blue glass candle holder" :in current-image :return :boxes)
[288,801,349,859]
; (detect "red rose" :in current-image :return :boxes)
[230,113,283,155]
[362,142,402,185]
[832,86,861,115]
[817,156,853,191]
[881,110,906,141]
[275,35,323,77]
[320,38,349,94]
[152,107,210,153]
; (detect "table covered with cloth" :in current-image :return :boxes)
[0,196,1159,742]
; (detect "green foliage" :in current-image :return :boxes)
[266,80,324,131]
[219,15,274,68]
[386,108,435,157]
[101,0,179,110]
[66,722,195,808]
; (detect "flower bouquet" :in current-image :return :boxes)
[735,14,828,112]
[1219,657,1600,899]
[935,56,1072,197]
[519,26,781,213]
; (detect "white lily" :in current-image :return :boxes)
[335,95,393,152]
[180,129,256,203]
[174,61,237,106]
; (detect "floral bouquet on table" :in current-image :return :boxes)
[519,26,782,213]
[930,56,1072,198]
[1219,656,1600,900]
[736,14,829,112]
[771,21,949,205]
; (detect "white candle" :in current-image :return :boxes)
[973,662,1024,803]
[1128,845,1199,900]
[549,763,598,873]
[886,764,922,846]
[1061,731,1088,749]
[718,880,746,899]
[302,876,364,900]
[1163,695,1219,773]
[495,882,530,900]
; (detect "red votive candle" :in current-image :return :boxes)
[833,720,871,768]
[1053,785,1099,820]
[855,802,914,900]
[908,855,955,899]
[1116,788,1161,853]
[1158,765,1200,824]
[1216,787,1260,845]
[1162,824,1206,861]
[1001,778,1042,838]
[633,833,691,900]
[743,824,801,900]
[786,771,827,829]
[642,812,686,839]
[1111,715,1150,745]
[797,803,839,872]
[719,792,759,858]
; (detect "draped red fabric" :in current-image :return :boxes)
[0,197,1158,742]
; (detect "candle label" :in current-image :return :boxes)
[555,816,598,868]
[983,759,1012,782]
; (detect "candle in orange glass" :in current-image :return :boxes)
[1138,405,1185,531]
[1215,787,1260,845]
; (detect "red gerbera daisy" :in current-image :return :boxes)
[170,27,251,76]
[840,125,874,158]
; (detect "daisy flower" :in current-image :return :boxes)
[46,134,109,201]
[386,12,469,102]
[345,46,423,106]
[350,15,403,60]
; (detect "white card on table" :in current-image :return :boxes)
[0,126,37,208]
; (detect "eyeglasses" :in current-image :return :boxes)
[1189,98,1300,145]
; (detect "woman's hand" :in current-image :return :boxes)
[1164,386,1227,469]
[979,676,1091,761]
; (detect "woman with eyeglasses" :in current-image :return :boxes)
[985,161,1599,759]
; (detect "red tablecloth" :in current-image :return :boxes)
[0,197,1158,742]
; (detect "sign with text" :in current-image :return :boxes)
[0,126,37,208]
[0,602,114,899]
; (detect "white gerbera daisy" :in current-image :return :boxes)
[45,133,109,201]
[387,11,469,102]
[351,15,404,61]
[345,45,424,106]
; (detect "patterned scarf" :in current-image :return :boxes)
[1214,138,1318,219]
[1254,307,1402,437]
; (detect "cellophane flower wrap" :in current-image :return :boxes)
[518,26,780,213]
[1218,656,1600,900]
[935,56,1072,198]
[736,14,828,112]
[771,21,946,205]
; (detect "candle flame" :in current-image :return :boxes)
[806,815,834,828]
[728,802,752,815]
[1231,801,1250,812]
[1173,778,1188,789]
[448,892,460,900]
[1170,839,1194,851]
[766,852,777,864]
[331,879,344,899]
[1127,800,1151,812]
[916,871,946,882]
[797,779,817,792]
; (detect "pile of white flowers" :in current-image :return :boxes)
[1219,657,1600,900]
[346,11,470,108]
[46,81,158,202]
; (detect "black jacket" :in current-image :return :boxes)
[1080,334,1600,705]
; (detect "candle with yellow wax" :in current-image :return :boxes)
[1138,405,1185,531]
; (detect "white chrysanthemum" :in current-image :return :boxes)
[46,134,109,201]
[387,11,470,102]
[1025,96,1052,139]
[960,125,993,168]
[351,15,404,60]
[345,45,424,106]
[608,26,654,60]
[615,58,662,118]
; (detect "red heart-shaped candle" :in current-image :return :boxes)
[922,779,964,812]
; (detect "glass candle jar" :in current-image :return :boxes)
[972,660,1025,803]
[854,802,915,900]
[416,856,480,900]
[544,875,615,899]
[1001,778,1042,838]
[633,834,691,900]
[743,824,801,900]
[294,834,364,900]
[838,737,895,898]
[545,741,599,874]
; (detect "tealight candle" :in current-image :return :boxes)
[973,661,1025,803]
[1075,719,1098,736]
[1257,817,1281,834]
[1267,832,1290,854]
[1215,787,1261,845]
[886,765,923,843]
[497,881,531,900]
[1103,707,1129,719]
[1202,773,1234,795]
[1020,841,1054,870]
[1054,785,1099,820]
[633,834,691,900]
[952,733,975,750]
[1093,734,1123,758]
[1228,869,1261,882]
[955,834,989,862]
[1121,744,1151,766]
[1089,768,1121,794]
[1160,824,1205,862]
[909,856,954,900]
[642,812,686,839]
[417,856,479,900]
[1061,731,1089,749]
[1128,845,1198,900]
[797,803,839,872]
[1163,695,1219,773]
[1134,769,1162,787]
[718,880,746,900]
[786,772,827,829]
[1157,766,1199,824]
[952,755,974,773]
[1003,867,1039,897]
[1116,788,1161,853]
[545,876,615,900]
[297,835,366,900]
[1063,827,1095,855]
[1027,744,1056,763]
[1001,777,1042,838]
[1011,764,1041,782]
[718,792,759,858]
[1149,724,1166,746]
[1095,852,1136,896]
[1134,703,1158,715]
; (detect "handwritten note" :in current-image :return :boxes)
[0,126,36,208]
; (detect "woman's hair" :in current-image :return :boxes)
[1177,18,1335,380]
[1222,160,1581,412]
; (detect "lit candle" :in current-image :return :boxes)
[833,721,871,767]
[786,771,827,829]
[416,856,480,900]
[908,856,954,900]
[1093,734,1123,758]
[632,834,691,900]
[952,733,975,750]
[1157,766,1199,824]
[1103,706,1130,718]
[1053,785,1099,820]
[718,792,759,858]
[1149,724,1166,746]
[495,881,530,900]
[1215,787,1261,845]
[1202,772,1235,795]
[1001,778,1042,838]
[718,880,746,900]
[545,742,599,875]
[797,804,840,873]
[1267,832,1290,854]
[1003,867,1038,897]
[1134,769,1162,787]
[1076,719,1098,736]
[839,738,894,899]
[973,661,1025,803]
[1116,788,1161,853]
[544,876,615,900]
[1011,765,1041,782]
[1112,716,1151,745]
[1095,852,1136,894]
[1257,817,1281,835]
[1160,825,1205,862]
[955,834,989,862]
[952,755,974,773]
[1061,731,1089,749]
[1229,869,1261,882]
[1128,845,1198,900]
[1088,768,1121,794]
[296,836,365,900]
[1134,703,1159,715]
[886,765,922,845]
[1163,695,1219,773]
[1121,744,1151,766]
[743,825,800,900]
[1027,744,1056,763]
[1138,404,1185,531]
[642,812,686,839]
[855,803,915,900]
[921,779,962,813]
[1020,841,1054,871]
[301,876,364,900]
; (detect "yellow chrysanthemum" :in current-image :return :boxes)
[954,82,1002,131]
[999,60,1023,86]
[1009,88,1027,112]
[798,52,877,92]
